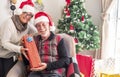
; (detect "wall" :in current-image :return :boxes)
[0,0,11,26]
[42,0,66,25]
[85,0,102,27]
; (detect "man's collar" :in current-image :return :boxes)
[47,32,55,41]
[38,31,55,41]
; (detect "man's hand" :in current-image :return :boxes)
[30,63,47,71]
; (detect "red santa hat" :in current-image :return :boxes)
[16,0,34,15]
[69,24,74,32]
[34,12,55,31]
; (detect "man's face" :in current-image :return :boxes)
[19,12,33,24]
[35,21,50,37]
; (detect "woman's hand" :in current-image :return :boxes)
[20,47,29,60]
[30,63,47,71]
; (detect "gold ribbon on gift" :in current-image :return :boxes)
[80,72,84,77]
[37,0,42,5]
[100,73,120,77]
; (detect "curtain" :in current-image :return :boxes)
[101,0,117,59]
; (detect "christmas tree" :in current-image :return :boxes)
[57,0,100,52]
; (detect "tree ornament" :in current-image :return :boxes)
[11,0,17,4]
[81,16,85,22]
[66,0,71,6]
[64,7,68,13]
[66,10,70,18]
[74,37,79,44]
[69,24,74,32]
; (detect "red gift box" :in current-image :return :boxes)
[23,35,41,68]
[76,54,94,77]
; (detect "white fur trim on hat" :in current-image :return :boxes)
[15,8,22,15]
[35,16,49,25]
[22,5,34,14]
[15,5,34,15]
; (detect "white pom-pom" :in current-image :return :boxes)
[50,22,56,31]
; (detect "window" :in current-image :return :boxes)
[115,0,120,57]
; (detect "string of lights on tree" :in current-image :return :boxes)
[57,0,100,52]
